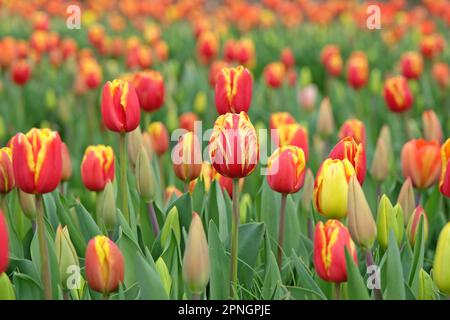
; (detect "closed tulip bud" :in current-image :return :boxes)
[135,146,155,202]
[379,125,392,153]
[432,62,449,88]
[0,272,15,300]
[347,175,377,249]
[376,195,404,250]
[273,123,309,160]
[78,57,102,90]
[422,110,442,144]
[347,51,369,89]
[320,45,343,77]
[406,206,429,247]
[196,31,218,65]
[401,139,441,189]
[371,135,390,182]
[11,59,31,86]
[55,225,79,289]
[0,211,8,273]
[264,62,285,88]
[400,52,423,80]
[267,146,306,194]
[133,70,165,113]
[85,236,124,294]
[0,147,14,193]
[300,169,314,211]
[81,145,115,192]
[281,47,295,69]
[101,79,141,133]
[18,190,36,220]
[147,122,169,156]
[313,158,355,219]
[183,212,210,294]
[397,178,416,224]
[235,38,256,68]
[11,128,62,194]
[440,139,450,198]
[316,97,335,137]
[383,75,413,113]
[96,181,117,230]
[215,66,253,114]
[297,84,318,112]
[418,269,437,300]
[127,126,144,169]
[338,119,366,146]
[313,220,358,283]
[329,137,366,185]
[60,143,72,182]
[209,112,259,179]
[179,112,199,132]
[172,132,202,182]
[433,222,450,295]
[420,34,444,60]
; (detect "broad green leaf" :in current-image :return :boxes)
[385,231,406,300]
[344,247,370,300]
[135,254,168,300]
[74,201,102,241]
[13,273,43,300]
[208,221,229,300]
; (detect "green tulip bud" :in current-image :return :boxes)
[127,126,144,169]
[406,206,429,247]
[0,273,15,300]
[433,222,450,295]
[418,269,437,300]
[55,225,79,290]
[96,181,117,230]
[18,190,36,220]
[135,146,155,202]
[376,195,404,250]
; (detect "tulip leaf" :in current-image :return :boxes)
[43,192,59,231]
[117,226,143,288]
[208,220,229,300]
[206,181,229,243]
[13,273,43,300]
[407,216,425,294]
[261,250,281,299]
[169,192,192,237]
[74,201,102,241]
[424,186,442,237]
[283,195,301,260]
[385,231,406,300]
[135,253,169,300]
[291,250,327,300]
[344,247,370,300]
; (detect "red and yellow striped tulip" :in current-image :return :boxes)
[406,206,429,247]
[400,51,423,80]
[197,31,218,65]
[313,158,356,219]
[273,123,309,160]
[179,112,199,132]
[0,211,8,273]
[440,139,450,198]
[101,79,141,133]
[346,51,369,89]
[338,119,366,146]
[172,132,202,182]
[11,128,62,194]
[209,112,259,179]
[267,146,306,194]
[401,139,441,189]
[0,147,14,194]
[81,145,115,192]
[313,220,358,283]
[420,34,444,60]
[383,75,413,113]
[269,112,296,131]
[78,57,102,90]
[215,66,253,115]
[85,236,124,294]
[234,38,255,68]
[133,70,165,113]
[320,45,343,77]
[147,122,169,156]
[329,137,366,185]
[264,62,285,88]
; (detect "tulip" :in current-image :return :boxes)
[371,134,390,183]
[179,112,199,132]
[215,66,253,115]
[209,112,259,179]
[209,60,229,87]
[347,51,369,89]
[320,45,343,77]
[397,178,416,224]
[183,212,210,295]
[234,38,256,68]
[0,211,8,273]
[0,273,15,300]
[269,112,296,131]
[154,40,169,62]
[264,62,285,88]
[147,122,169,156]
[313,220,358,283]
[338,119,366,146]
[280,47,295,69]
[316,97,335,137]
[433,222,450,295]
[297,84,318,112]
[172,132,202,184]
[96,181,117,231]
[11,59,31,86]
[347,175,377,249]
[400,52,423,80]
[329,137,366,185]
[420,34,444,59]
[406,206,429,247]
[0,147,14,194]
[383,75,413,113]
[55,225,79,289]
[196,31,218,65]
[101,79,141,133]
[418,269,437,300]
[313,158,356,219]
[60,143,72,182]
[135,146,155,203]
[126,126,144,169]
[401,139,441,189]
[432,62,449,88]
[85,236,125,295]
[223,39,237,62]
[78,57,102,90]
[81,145,115,192]
[11,128,62,194]
[440,139,450,198]
[133,70,165,113]
[274,123,309,160]
[422,110,442,143]
[376,195,404,250]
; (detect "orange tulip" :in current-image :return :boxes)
[432,63,449,88]
[321,45,343,77]
[347,51,369,89]
[264,62,285,88]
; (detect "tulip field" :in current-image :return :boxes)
[1,0,450,302]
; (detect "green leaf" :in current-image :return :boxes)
[160,206,181,250]
[407,216,425,295]
[13,273,43,300]
[344,247,370,300]
[135,254,169,300]
[208,220,229,300]
[385,231,406,300]
[117,226,143,287]
[261,251,281,299]
[74,201,102,241]
[291,250,326,300]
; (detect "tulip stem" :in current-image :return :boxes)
[333,283,341,300]
[365,248,383,300]
[147,201,160,236]
[158,156,165,197]
[229,178,240,299]
[119,133,130,224]
[192,293,201,300]
[277,193,288,271]
[36,195,52,300]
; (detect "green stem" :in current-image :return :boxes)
[333,282,341,300]
[365,248,383,300]
[36,195,52,300]
[119,133,129,224]
[192,293,201,300]
[158,156,165,197]
[277,193,287,271]
[229,178,240,299]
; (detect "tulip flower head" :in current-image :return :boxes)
[81,145,115,192]
[269,112,296,131]
[179,112,199,132]
[264,62,285,88]
[197,31,218,65]
[432,62,449,88]
[0,211,8,273]
[172,132,202,182]
[55,225,79,288]
[329,137,366,185]
[85,236,124,294]
[273,123,309,160]
[383,75,413,113]
[0,147,15,193]
[280,47,295,69]
[215,66,253,115]
[313,220,358,283]
[11,128,62,194]
[11,59,31,86]
[400,52,423,80]
[209,112,259,179]
[147,122,169,156]
[347,51,369,89]
[422,110,443,144]
[101,79,141,133]
[133,70,165,113]
[440,139,450,198]
[377,195,404,250]
[338,119,366,146]
[406,206,429,247]
[320,45,343,77]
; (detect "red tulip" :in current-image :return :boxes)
[329,137,366,185]
[347,51,369,89]
[400,52,423,80]
[0,147,14,193]
[269,112,296,131]
[383,75,413,113]
[172,132,202,182]
[11,59,31,86]
[81,145,115,192]
[440,139,450,198]
[147,122,169,156]
[321,45,342,77]
[179,112,199,132]
[197,31,218,65]
[280,47,295,69]
[215,66,253,114]
[209,60,229,87]
[338,119,366,146]
[264,62,285,88]
[133,70,165,113]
